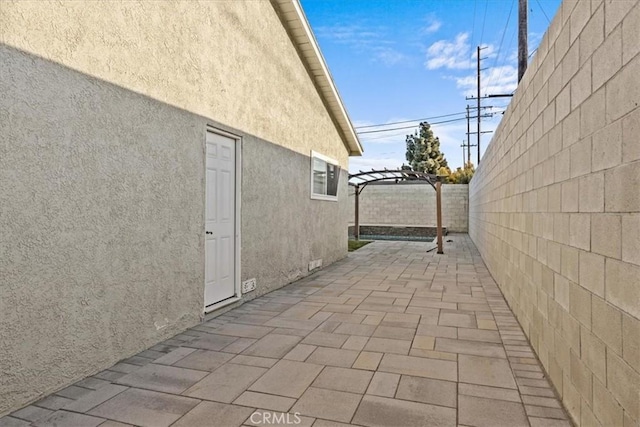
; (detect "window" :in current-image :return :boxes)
[310,151,340,201]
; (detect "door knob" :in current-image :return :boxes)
[205,231,213,235]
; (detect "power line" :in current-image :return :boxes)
[359,131,412,142]
[494,20,518,92]
[470,0,478,53]
[479,0,489,47]
[477,45,484,164]
[354,111,467,129]
[535,0,551,24]
[357,111,506,136]
[356,117,469,134]
[486,0,516,91]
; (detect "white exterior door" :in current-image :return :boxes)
[205,131,236,308]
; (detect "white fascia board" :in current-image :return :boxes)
[271,0,363,156]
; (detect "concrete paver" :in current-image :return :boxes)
[87,388,199,427]
[233,392,296,413]
[458,354,518,389]
[248,360,323,399]
[1,237,571,426]
[33,410,105,427]
[458,395,529,427]
[117,364,207,395]
[241,334,302,359]
[183,364,267,403]
[366,372,399,398]
[172,349,233,371]
[311,367,373,394]
[306,347,360,368]
[352,395,456,427]
[172,402,253,427]
[395,376,457,408]
[291,388,361,423]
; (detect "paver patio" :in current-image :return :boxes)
[1,235,571,427]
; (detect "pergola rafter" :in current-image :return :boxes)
[348,169,444,254]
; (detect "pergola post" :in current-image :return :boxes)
[354,186,360,241]
[348,169,444,254]
[436,179,444,254]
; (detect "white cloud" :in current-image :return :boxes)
[425,33,474,70]
[455,65,518,97]
[315,24,384,48]
[425,32,502,72]
[315,23,406,66]
[423,18,442,34]
[418,12,442,35]
[483,66,518,95]
[372,47,407,66]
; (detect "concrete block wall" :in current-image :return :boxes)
[349,183,468,232]
[469,1,640,426]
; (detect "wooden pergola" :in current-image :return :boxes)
[349,169,444,254]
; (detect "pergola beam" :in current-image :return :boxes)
[348,170,444,253]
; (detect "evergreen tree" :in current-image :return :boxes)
[448,162,475,184]
[405,122,449,174]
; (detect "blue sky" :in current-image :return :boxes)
[300,0,562,172]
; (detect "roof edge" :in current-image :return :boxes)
[271,0,363,156]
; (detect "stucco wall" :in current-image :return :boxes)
[241,138,349,297]
[469,1,640,425]
[0,0,349,168]
[0,0,350,415]
[0,45,205,415]
[349,183,469,232]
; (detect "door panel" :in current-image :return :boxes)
[205,131,236,307]
[206,170,217,223]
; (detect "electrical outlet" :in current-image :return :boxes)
[242,278,256,294]
[308,259,323,271]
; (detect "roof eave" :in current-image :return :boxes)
[271,0,363,156]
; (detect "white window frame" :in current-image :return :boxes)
[310,151,340,202]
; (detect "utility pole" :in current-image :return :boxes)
[477,46,481,165]
[465,105,490,164]
[466,105,471,164]
[518,0,528,82]
[461,141,466,166]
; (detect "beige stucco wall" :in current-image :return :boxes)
[349,183,469,232]
[241,136,350,299]
[0,0,350,415]
[469,1,640,425]
[0,0,349,168]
